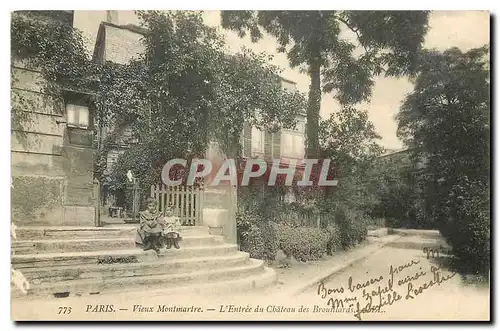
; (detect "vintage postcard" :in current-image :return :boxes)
[10,10,490,321]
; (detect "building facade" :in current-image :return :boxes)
[11,11,96,226]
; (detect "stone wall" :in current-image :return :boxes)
[103,24,144,64]
[203,142,237,244]
[11,61,95,226]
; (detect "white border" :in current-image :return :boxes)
[1,2,497,330]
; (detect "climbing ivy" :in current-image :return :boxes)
[104,11,307,193]
[11,10,307,195]
[11,11,96,146]
[11,11,95,93]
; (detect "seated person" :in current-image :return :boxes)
[135,198,165,253]
[162,205,182,249]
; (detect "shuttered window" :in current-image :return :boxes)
[251,126,265,154]
[281,131,305,159]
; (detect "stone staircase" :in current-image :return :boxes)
[11,225,277,299]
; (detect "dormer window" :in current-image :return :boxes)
[66,103,89,129]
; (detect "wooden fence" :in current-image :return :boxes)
[150,184,204,226]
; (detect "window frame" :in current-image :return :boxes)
[281,129,305,159]
[251,126,265,155]
[66,103,90,129]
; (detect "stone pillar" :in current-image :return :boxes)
[202,142,238,244]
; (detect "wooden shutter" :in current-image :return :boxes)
[264,130,273,160]
[243,123,251,157]
[272,131,281,160]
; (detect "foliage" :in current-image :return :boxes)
[11,11,92,88]
[325,223,342,255]
[366,218,386,230]
[440,178,490,274]
[313,106,383,229]
[367,155,431,229]
[221,10,430,157]
[241,224,266,260]
[103,11,306,195]
[211,49,306,156]
[396,46,490,274]
[236,207,278,261]
[11,11,95,144]
[276,224,329,262]
[319,107,383,177]
[276,200,321,227]
[11,10,306,199]
[334,206,368,249]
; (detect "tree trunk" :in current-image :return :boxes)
[306,60,321,158]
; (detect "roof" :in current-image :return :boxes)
[379,148,410,158]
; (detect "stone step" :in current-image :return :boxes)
[385,236,451,251]
[14,259,266,298]
[12,238,136,255]
[12,266,278,300]
[13,226,210,240]
[12,244,239,269]
[115,266,278,298]
[12,235,225,255]
[13,226,136,240]
[390,228,442,239]
[19,251,251,284]
[104,225,209,236]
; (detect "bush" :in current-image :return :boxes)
[242,224,265,259]
[261,221,279,261]
[236,209,278,261]
[335,207,368,249]
[438,179,490,275]
[325,224,342,255]
[276,225,328,262]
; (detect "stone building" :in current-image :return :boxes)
[11,12,279,298]
[92,19,144,212]
[11,11,96,226]
[11,10,307,233]
[241,78,306,162]
[91,15,307,242]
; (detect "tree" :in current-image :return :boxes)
[103,11,306,195]
[317,107,383,210]
[396,46,490,274]
[220,10,429,157]
[319,106,383,177]
[366,155,431,229]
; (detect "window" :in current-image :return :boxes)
[66,103,89,129]
[281,131,305,159]
[251,126,265,154]
[105,151,124,172]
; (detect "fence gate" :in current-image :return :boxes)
[150,184,204,226]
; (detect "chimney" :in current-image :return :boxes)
[106,10,118,24]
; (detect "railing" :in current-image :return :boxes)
[150,184,204,226]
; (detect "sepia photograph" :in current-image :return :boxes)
[9,8,491,321]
